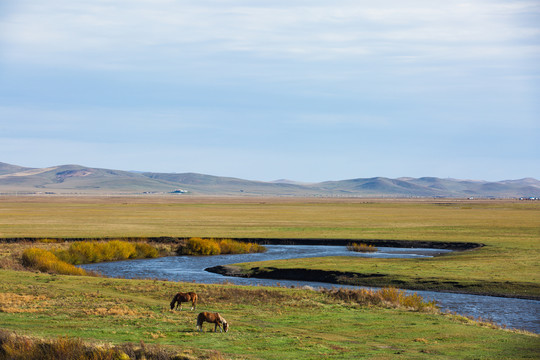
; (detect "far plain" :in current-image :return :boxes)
[1,196,539,298]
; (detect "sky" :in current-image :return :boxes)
[0,0,539,182]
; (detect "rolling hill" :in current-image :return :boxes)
[0,161,538,198]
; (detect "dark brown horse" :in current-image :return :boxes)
[196,312,229,333]
[170,292,198,311]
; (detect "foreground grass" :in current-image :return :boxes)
[1,196,538,298]
[0,269,538,359]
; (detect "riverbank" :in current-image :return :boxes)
[207,263,540,300]
[1,269,537,360]
[0,237,483,251]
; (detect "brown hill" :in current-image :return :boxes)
[0,162,538,198]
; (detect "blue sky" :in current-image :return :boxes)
[1,0,539,182]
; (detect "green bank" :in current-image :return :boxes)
[0,269,538,359]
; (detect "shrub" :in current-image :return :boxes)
[219,239,266,254]
[179,238,221,256]
[322,287,439,312]
[177,238,266,256]
[134,242,159,259]
[21,248,87,276]
[54,241,160,265]
[346,243,377,253]
[103,240,137,261]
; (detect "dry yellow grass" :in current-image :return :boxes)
[0,293,49,313]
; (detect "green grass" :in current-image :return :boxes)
[232,254,540,299]
[0,269,537,359]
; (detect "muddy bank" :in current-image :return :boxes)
[235,238,483,251]
[0,237,483,251]
[207,264,385,284]
[207,265,540,300]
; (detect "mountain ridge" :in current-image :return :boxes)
[0,161,538,198]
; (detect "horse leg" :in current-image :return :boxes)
[191,300,195,311]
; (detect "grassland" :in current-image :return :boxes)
[1,196,538,298]
[0,196,539,358]
[1,269,538,359]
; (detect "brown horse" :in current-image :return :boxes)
[170,292,198,311]
[196,312,229,333]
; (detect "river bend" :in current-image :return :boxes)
[80,245,540,333]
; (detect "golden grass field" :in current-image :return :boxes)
[1,195,539,297]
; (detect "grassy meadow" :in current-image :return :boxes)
[0,196,539,358]
[0,269,538,359]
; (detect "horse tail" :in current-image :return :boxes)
[193,293,198,308]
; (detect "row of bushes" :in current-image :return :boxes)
[346,242,377,253]
[322,287,439,312]
[177,238,267,256]
[54,240,159,265]
[21,241,161,275]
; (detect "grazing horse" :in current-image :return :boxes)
[196,312,229,333]
[170,292,198,311]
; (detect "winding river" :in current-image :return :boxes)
[80,245,540,333]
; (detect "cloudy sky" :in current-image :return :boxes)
[1,0,538,182]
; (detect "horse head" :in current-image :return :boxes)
[217,314,229,332]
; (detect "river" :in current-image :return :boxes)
[80,245,540,333]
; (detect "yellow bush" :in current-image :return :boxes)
[103,240,136,261]
[184,238,221,255]
[347,243,377,253]
[178,238,266,255]
[68,242,101,263]
[22,248,87,276]
[54,241,159,265]
[134,243,159,258]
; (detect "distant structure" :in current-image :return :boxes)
[170,189,188,194]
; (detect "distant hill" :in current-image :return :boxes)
[0,161,539,198]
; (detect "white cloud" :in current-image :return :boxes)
[2,0,538,70]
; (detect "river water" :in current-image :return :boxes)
[80,245,540,333]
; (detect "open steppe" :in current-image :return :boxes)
[0,195,539,359]
[1,195,538,298]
